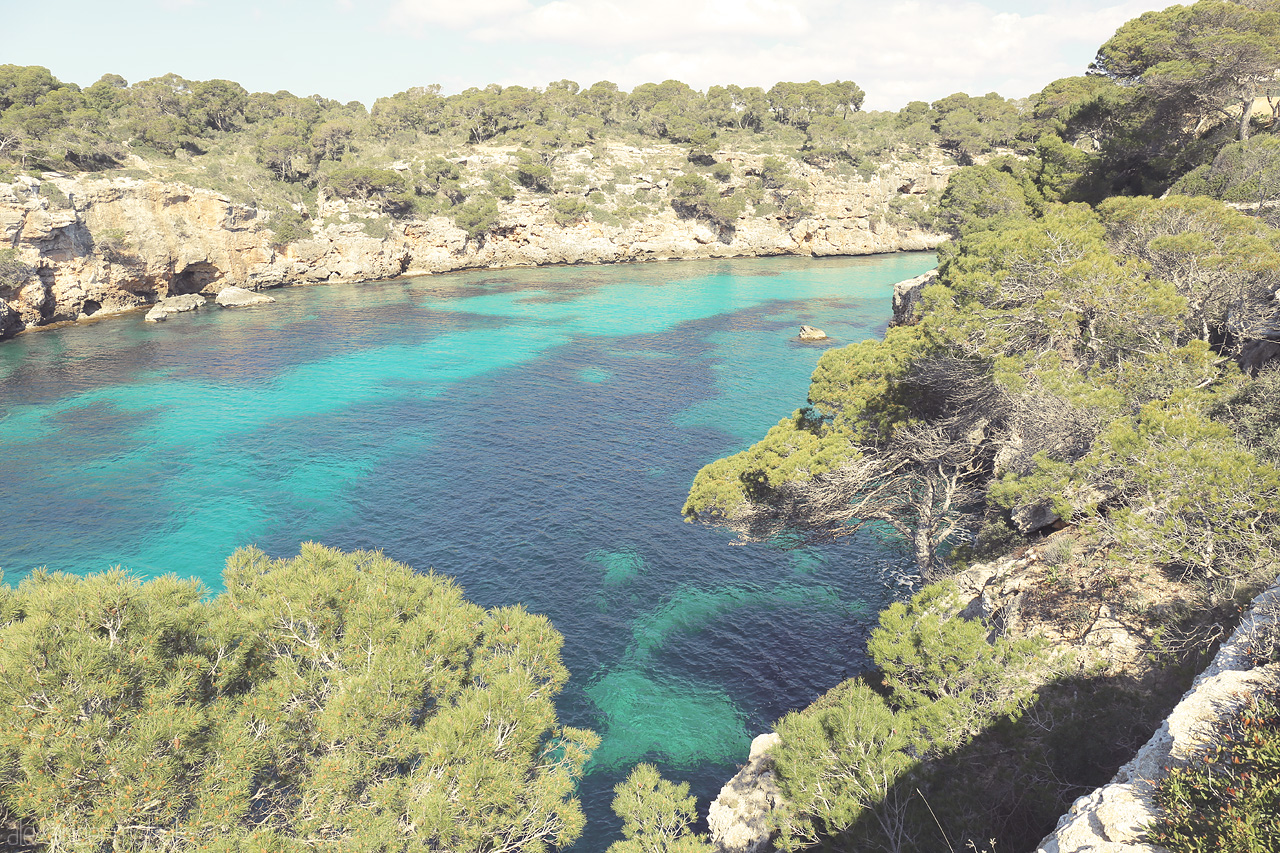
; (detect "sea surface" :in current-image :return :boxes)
[0,252,936,848]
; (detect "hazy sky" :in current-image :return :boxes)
[6,0,1168,110]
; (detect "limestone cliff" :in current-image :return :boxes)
[706,535,1280,853]
[1035,578,1280,853]
[0,148,953,339]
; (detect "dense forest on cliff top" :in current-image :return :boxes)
[681,2,1280,851]
[0,59,1043,257]
[1,1,1280,853]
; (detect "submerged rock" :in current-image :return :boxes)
[709,732,782,853]
[798,325,828,341]
[144,293,206,322]
[216,286,275,308]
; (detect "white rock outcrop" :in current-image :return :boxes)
[709,733,783,853]
[890,268,938,326]
[798,325,828,341]
[1035,579,1280,853]
[144,293,206,322]
[215,286,276,308]
[0,149,956,340]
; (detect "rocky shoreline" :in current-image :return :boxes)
[0,150,954,341]
[705,547,1280,853]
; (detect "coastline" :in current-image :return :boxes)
[0,150,954,341]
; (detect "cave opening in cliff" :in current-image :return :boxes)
[170,262,220,296]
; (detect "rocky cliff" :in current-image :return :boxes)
[0,148,953,339]
[706,533,1280,853]
[1035,578,1280,853]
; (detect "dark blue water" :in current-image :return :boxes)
[0,253,936,848]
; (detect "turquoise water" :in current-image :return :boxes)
[0,252,935,846]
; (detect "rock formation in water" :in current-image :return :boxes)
[0,149,955,339]
[888,267,938,326]
[798,325,828,340]
[215,286,276,308]
[708,733,783,853]
[144,293,206,322]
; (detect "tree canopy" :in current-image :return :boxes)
[0,544,596,853]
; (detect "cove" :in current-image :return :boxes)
[0,252,936,849]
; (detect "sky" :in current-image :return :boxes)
[5,0,1170,110]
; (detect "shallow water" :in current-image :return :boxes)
[0,252,936,848]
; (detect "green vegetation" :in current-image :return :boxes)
[1147,688,1280,852]
[668,172,746,231]
[606,764,712,853]
[682,3,1280,851]
[0,544,596,852]
[4,3,1280,850]
[0,247,34,289]
[453,197,501,243]
[686,140,1280,591]
[770,582,1045,851]
[0,63,1043,246]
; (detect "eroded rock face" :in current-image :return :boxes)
[890,268,938,326]
[0,298,20,337]
[0,152,955,340]
[798,325,828,340]
[709,733,783,853]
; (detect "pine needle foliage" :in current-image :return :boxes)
[0,544,597,853]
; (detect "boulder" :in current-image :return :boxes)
[1241,339,1280,374]
[709,733,782,853]
[144,293,206,322]
[1011,500,1060,534]
[216,285,276,308]
[798,325,828,341]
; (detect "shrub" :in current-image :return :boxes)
[454,196,500,242]
[0,247,34,288]
[1020,399,1280,582]
[868,582,1046,752]
[486,169,516,201]
[0,545,596,853]
[1147,689,1280,853]
[325,166,412,213]
[1041,534,1076,567]
[606,763,711,853]
[1212,364,1280,465]
[550,196,589,225]
[266,205,310,247]
[757,156,790,189]
[668,173,745,230]
[38,180,70,208]
[771,582,1046,849]
[513,150,555,193]
[773,679,920,851]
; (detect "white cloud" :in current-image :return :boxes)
[385,0,1167,107]
[387,0,532,30]
[475,0,810,44]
